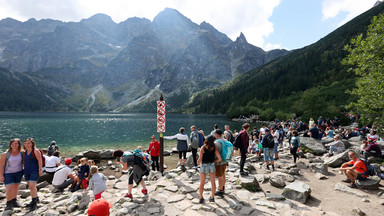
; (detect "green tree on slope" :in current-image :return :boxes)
[343,14,384,136]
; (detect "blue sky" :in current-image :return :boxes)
[0,0,379,50]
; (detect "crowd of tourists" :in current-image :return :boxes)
[1,116,383,215]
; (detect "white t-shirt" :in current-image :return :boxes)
[260,127,266,136]
[367,134,379,140]
[52,165,72,186]
[273,131,280,143]
[45,156,60,173]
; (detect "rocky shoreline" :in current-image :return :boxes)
[1,138,384,216]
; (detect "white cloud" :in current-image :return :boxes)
[0,0,281,49]
[322,0,378,26]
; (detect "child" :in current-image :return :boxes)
[88,159,96,167]
[71,157,89,191]
[87,166,107,200]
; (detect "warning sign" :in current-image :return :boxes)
[157,100,165,133]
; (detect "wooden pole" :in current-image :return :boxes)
[159,94,164,174]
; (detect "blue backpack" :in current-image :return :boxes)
[218,139,233,163]
[198,132,204,147]
[359,158,375,176]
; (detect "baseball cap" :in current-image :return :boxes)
[65,158,72,165]
[265,128,270,132]
[88,198,113,216]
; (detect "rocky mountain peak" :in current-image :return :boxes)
[152,8,196,32]
[81,13,115,25]
[235,32,248,45]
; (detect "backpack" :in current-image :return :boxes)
[264,134,275,148]
[359,158,375,176]
[198,132,204,147]
[47,145,57,156]
[278,129,284,142]
[191,132,200,149]
[233,134,243,148]
[217,139,233,163]
[122,152,135,166]
[25,148,46,167]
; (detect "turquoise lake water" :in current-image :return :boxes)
[0,112,256,156]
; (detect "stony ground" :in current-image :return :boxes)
[1,140,384,216]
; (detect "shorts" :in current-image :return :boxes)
[357,173,367,180]
[215,164,227,177]
[200,163,215,174]
[4,170,23,186]
[24,172,39,182]
[178,151,187,159]
[264,148,274,162]
[273,142,279,154]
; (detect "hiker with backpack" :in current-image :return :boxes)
[113,149,149,199]
[261,129,276,171]
[0,138,24,211]
[23,138,43,211]
[190,125,202,169]
[47,141,59,156]
[238,123,250,176]
[339,151,369,188]
[197,135,222,203]
[213,129,229,197]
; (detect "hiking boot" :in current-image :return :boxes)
[125,193,133,198]
[12,198,21,208]
[240,171,249,176]
[214,190,224,197]
[181,165,186,172]
[29,200,37,212]
[342,178,351,183]
[199,198,204,204]
[5,201,13,211]
[141,189,148,195]
[348,183,357,188]
[266,165,270,170]
[209,197,215,202]
[24,197,39,207]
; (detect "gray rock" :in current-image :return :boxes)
[185,152,199,168]
[379,199,384,205]
[351,207,366,216]
[269,175,285,188]
[282,182,311,204]
[36,181,50,191]
[356,176,381,190]
[100,150,114,159]
[239,206,255,215]
[108,175,116,180]
[147,207,161,214]
[288,168,301,175]
[18,189,30,198]
[342,139,351,149]
[348,137,363,143]
[238,175,261,191]
[255,199,275,209]
[67,204,78,213]
[270,172,295,182]
[324,150,351,167]
[266,193,285,201]
[308,163,329,175]
[334,183,368,198]
[0,192,5,200]
[314,172,328,180]
[300,137,327,155]
[167,194,186,203]
[254,174,269,183]
[321,137,334,145]
[42,210,60,216]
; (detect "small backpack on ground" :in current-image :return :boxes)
[233,134,243,148]
[25,148,46,167]
[217,139,233,163]
[359,158,375,176]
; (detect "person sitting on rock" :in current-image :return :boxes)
[113,149,149,199]
[324,135,345,156]
[362,139,382,160]
[360,139,368,155]
[38,151,61,184]
[339,152,368,188]
[52,158,76,191]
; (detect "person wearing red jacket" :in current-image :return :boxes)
[147,135,160,171]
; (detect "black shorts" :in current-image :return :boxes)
[179,151,187,159]
[357,173,367,180]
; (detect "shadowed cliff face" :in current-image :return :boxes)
[0,8,288,112]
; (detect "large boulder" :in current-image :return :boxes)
[270,172,295,182]
[324,150,352,167]
[269,175,286,188]
[321,137,334,145]
[100,149,114,159]
[348,136,363,143]
[282,182,311,204]
[341,139,351,149]
[299,137,327,155]
[185,152,199,168]
[238,175,261,192]
[356,176,381,190]
[308,163,329,175]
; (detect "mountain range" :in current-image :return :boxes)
[0,8,288,112]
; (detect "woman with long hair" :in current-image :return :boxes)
[197,135,222,203]
[23,138,43,211]
[0,138,24,211]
